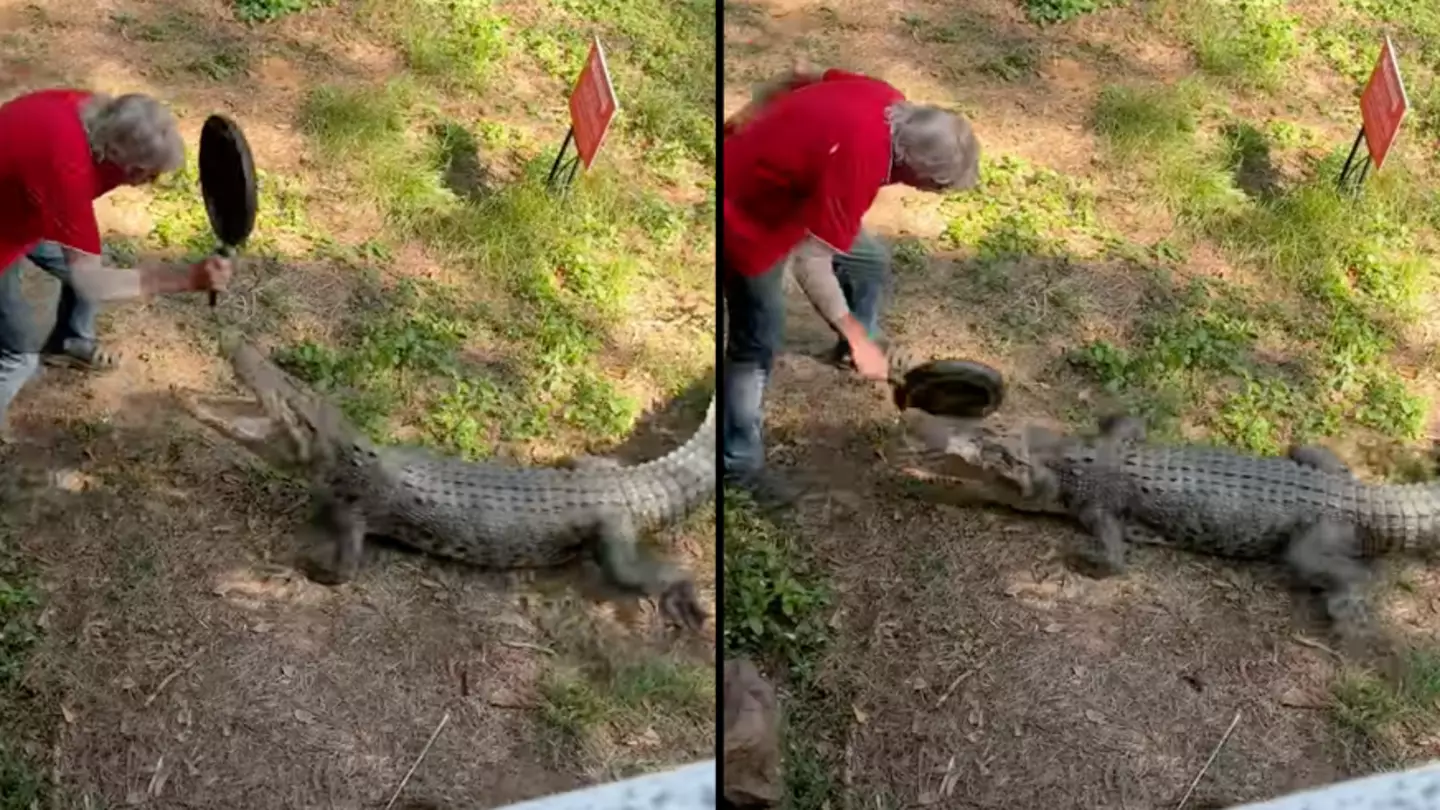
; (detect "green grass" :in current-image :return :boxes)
[0,748,47,810]
[1092,82,1202,157]
[536,655,714,773]
[397,0,509,90]
[1071,92,1434,453]
[941,154,1101,258]
[1174,0,1301,91]
[515,0,716,171]
[0,518,46,808]
[1021,0,1118,26]
[722,493,833,684]
[283,64,714,456]
[1331,649,1440,763]
[722,493,846,809]
[233,0,322,23]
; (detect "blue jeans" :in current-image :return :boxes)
[722,229,892,478]
[0,241,102,424]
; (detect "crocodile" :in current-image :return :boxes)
[180,334,713,631]
[896,409,1440,628]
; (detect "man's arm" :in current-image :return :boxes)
[61,247,208,301]
[724,61,829,136]
[789,236,869,347]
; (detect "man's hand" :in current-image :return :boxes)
[189,255,232,292]
[847,332,889,381]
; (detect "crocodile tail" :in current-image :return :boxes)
[630,392,717,524]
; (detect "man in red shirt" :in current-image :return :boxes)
[0,89,231,441]
[723,66,980,504]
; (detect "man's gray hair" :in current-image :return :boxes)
[81,93,185,173]
[888,102,981,190]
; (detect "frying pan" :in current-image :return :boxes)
[890,357,1006,419]
[198,114,258,307]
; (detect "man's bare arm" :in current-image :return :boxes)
[790,236,872,346]
[790,236,848,325]
[725,60,827,134]
[62,248,208,301]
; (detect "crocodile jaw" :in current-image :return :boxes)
[896,409,1068,515]
[177,390,312,473]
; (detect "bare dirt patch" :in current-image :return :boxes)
[725,0,1440,806]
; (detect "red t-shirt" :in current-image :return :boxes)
[722,70,905,277]
[0,89,126,272]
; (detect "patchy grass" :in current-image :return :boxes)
[1172,0,1301,90]
[0,508,46,807]
[941,154,1101,259]
[233,0,323,23]
[536,653,714,776]
[389,0,510,91]
[723,493,850,808]
[1020,0,1117,26]
[1091,82,1202,157]
[1077,87,1432,453]
[722,492,833,683]
[1331,648,1440,765]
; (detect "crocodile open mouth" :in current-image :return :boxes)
[894,409,1060,513]
[175,388,315,472]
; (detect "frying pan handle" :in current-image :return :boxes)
[209,243,234,308]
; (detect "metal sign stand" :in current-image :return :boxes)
[1336,126,1372,194]
[545,127,582,194]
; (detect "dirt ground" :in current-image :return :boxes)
[0,0,714,807]
[725,0,1440,807]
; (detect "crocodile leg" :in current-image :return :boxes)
[1070,502,1128,577]
[1287,444,1353,476]
[1092,414,1145,473]
[300,489,368,586]
[1066,416,1146,573]
[1096,413,1146,445]
[1283,518,1370,627]
[591,509,706,630]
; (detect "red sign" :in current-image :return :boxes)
[568,36,619,170]
[1359,36,1410,171]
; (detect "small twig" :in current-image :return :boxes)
[143,649,208,708]
[1175,709,1243,810]
[1291,633,1342,659]
[500,640,555,656]
[383,710,451,810]
[143,669,187,708]
[936,653,992,708]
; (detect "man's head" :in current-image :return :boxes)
[887,103,980,193]
[81,93,184,186]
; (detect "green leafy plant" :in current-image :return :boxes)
[233,0,317,23]
[1021,0,1118,25]
[722,494,833,683]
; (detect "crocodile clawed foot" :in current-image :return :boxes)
[297,554,352,587]
[658,579,707,631]
[1067,553,1125,580]
[1326,591,1371,633]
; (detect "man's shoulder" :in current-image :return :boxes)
[1,88,92,157]
[1,89,92,160]
[820,69,905,96]
[1,88,91,117]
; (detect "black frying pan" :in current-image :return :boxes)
[890,358,1006,419]
[198,114,257,307]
